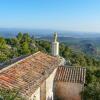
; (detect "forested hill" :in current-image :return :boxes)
[39,36,100,60]
[0,33,100,100]
[0,33,100,67]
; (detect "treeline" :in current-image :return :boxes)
[0,32,100,67]
[0,33,100,100]
[0,33,37,63]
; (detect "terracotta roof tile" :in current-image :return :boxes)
[55,66,86,84]
[0,51,60,97]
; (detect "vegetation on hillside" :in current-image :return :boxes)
[0,33,100,100]
[0,88,25,100]
[40,36,100,59]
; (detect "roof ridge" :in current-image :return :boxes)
[0,51,41,73]
[60,66,86,69]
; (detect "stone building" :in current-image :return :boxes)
[0,33,86,100]
[54,66,86,100]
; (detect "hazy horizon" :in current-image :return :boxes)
[0,27,100,34]
[1,28,100,39]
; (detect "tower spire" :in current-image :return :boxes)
[52,32,59,56]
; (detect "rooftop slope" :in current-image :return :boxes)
[55,66,86,84]
[0,51,60,97]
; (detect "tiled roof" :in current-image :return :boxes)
[55,66,86,84]
[0,51,60,97]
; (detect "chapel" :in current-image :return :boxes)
[0,33,86,100]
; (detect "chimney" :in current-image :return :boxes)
[52,32,59,56]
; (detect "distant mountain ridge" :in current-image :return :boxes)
[0,28,100,38]
[39,36,100,59]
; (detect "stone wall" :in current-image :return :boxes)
[40,80,46,100]
[31,87,40,100]
[46,68,57,100]
[30,68,57,100]
[54,82,83,100]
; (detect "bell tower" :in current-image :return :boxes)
[52,32,59,56]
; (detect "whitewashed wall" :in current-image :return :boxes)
[30,68,57,100]
[46,68,57,100]
[52,42,59,56]
[31,87,40,100]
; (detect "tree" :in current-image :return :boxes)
[0,52,8,63]
[59,44,65,55]
[62,46,71,58]
[82,82,100,100]
[20,42,30,55]
[36,40,51,53]
[0,88,25,100]
[17,32,23,41]
[94,69,100,78]
[21,33,31,43]
[0,37,6,49]
[8,38,19,47]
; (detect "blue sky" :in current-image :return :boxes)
[0,0,100,32]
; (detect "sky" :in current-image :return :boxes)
[0,0,100,32]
